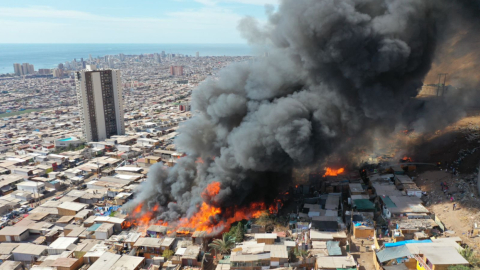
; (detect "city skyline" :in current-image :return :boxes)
[0,0,278,44]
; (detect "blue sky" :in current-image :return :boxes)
[0,0,278,44]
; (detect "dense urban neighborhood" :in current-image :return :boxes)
[0,52,477,270]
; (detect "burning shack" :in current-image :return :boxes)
[146,225,168,238]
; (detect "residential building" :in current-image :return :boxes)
[0,226,29,242]
[11,243,47,262]
[16,181,45,194]
[13,63,22,76]
[28,64,34,74]
[170,66,184,76]
[75,65,125,142]
[21,63,29,75]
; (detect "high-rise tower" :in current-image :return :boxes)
[13,63,22,76]
[75,65,125,142]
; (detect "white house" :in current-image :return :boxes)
[95,223,114,240]
[48,237,78,255]
[16,181,45,194]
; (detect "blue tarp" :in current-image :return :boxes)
[384,239,432,247]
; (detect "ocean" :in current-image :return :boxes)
[0,43,253,74]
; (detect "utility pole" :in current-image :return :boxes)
[441,73,448,97]
[437,73,447,97]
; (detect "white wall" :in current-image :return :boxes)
[17,183,45,194]
[112,70,125,136]
[76,72,93,142]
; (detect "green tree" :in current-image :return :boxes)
[234,223,245,243]
[208,233,235,255]
[224,225,235,239]
[459,246,480,266]
[162,249,174,260]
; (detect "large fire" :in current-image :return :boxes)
[123,182,281,235]
[323,167,345,177]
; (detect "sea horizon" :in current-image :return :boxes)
[0,43,253,74]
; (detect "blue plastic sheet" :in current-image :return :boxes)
[384,239,432,247]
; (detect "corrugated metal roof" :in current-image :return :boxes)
[376,245,412,263]
[326,241,342,256]
[264,245,288,258]
[382,196,397,208]
[86,223,101,232]
[353,199,375,210]
[325,194,340,210]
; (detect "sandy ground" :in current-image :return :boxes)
[350,237,376,270]
[415,169,480,250]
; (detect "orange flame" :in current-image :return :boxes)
[401,156,413,162]
[202,181,221,198]
[196,157,204,164]
[125,181,282,235]
[323,167,345,177]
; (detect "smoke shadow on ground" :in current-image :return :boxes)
[410,130,480,174]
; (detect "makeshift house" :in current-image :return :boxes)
[146,225,168,237]
[74,209,92,221]
[230,250,270,270]
[311,219,339,231]
[109,254,145,270]
[192,230,212,249]
[87,252,121,270]
[0,261,24,270]
[375,245,416,269]
[314,255,357,270]
[411,245,469,270]
[263,244,288,267]
[50,257,83,270]
[57,202,87,216]
[0,242,19,261]
[82,243,109,264]
[12,243,48,262]
[254,233,277,244]
[94,223,114,240]
[73,240,103,262]
[0,226,29,242]
[352,199,375,213]
[48,237,78,255]
[379,195,429,219]
[326,241,342,256]
[348,183,365,196]
[134,238,164,259]
[93,216,125,232]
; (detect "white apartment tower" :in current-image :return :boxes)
[22,63,29,75]
[13,63,22,76]
[75,65,125,142]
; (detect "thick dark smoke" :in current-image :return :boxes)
[129,0,480,224]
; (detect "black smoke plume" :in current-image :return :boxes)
[128,0,480,226]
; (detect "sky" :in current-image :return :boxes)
[0,0,278,44]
